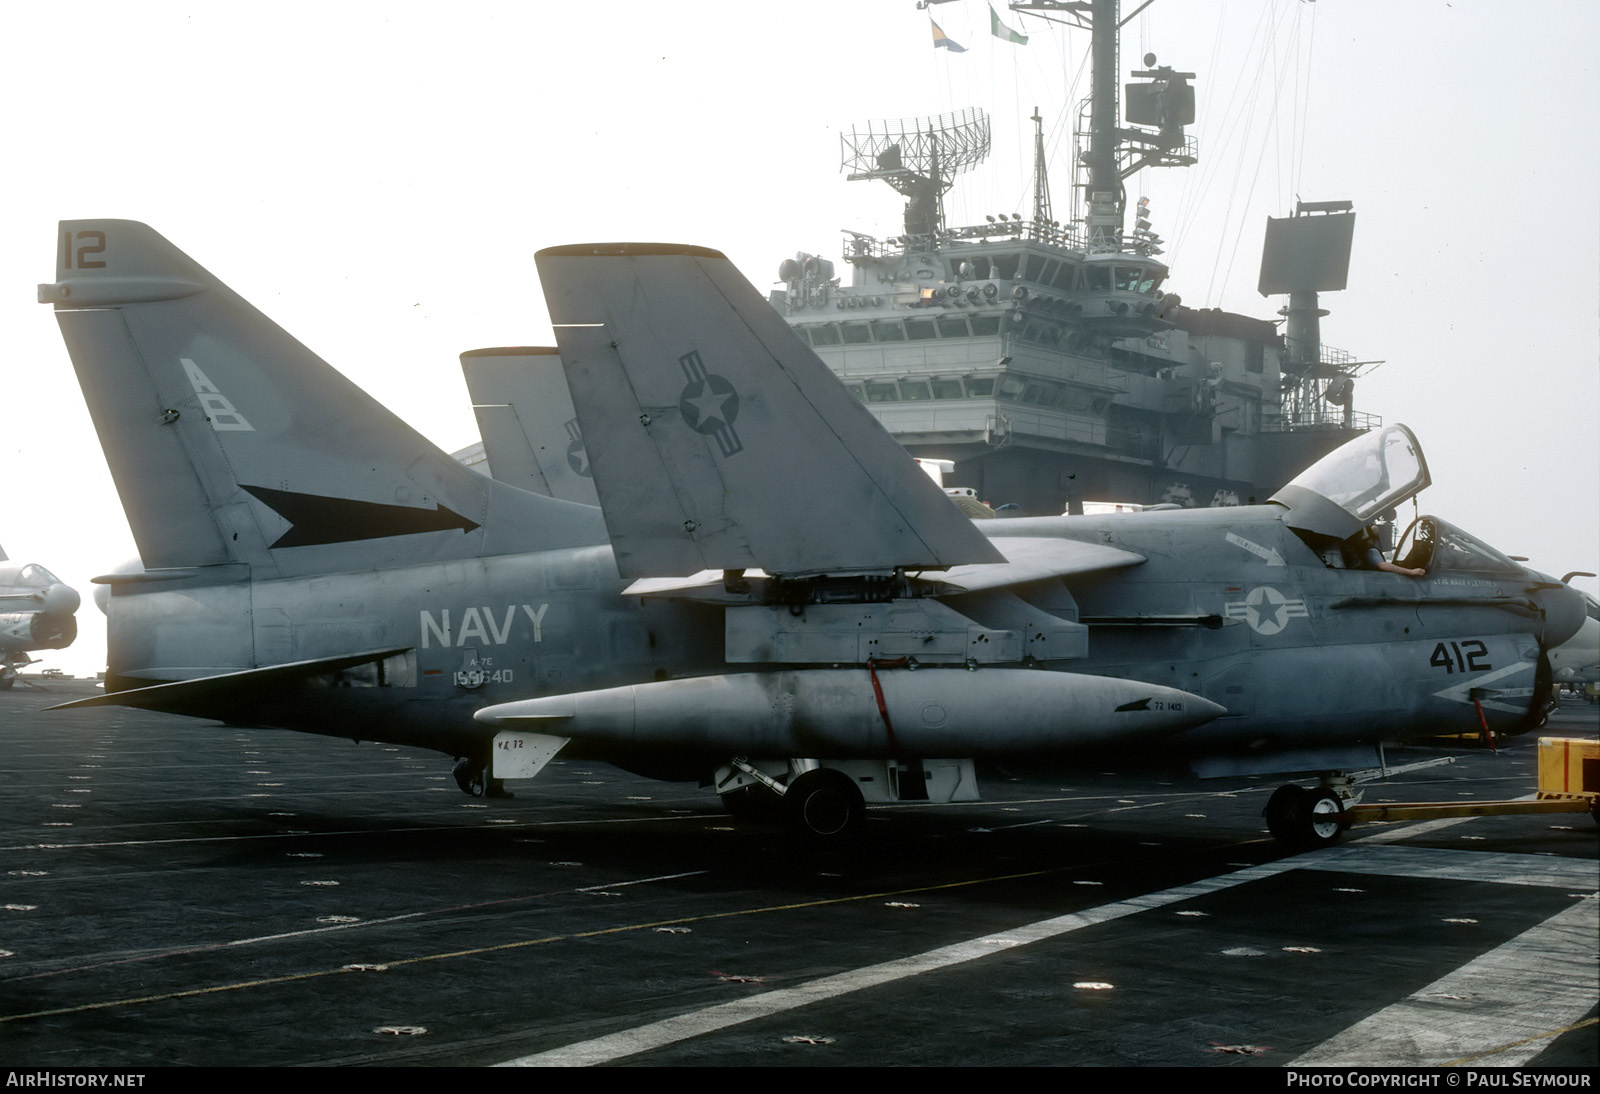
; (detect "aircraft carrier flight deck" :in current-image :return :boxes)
[2,680,1594,1069]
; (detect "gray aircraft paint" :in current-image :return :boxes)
[536,242,1006,578]
[40,223,1586,826]
[460,347,601,508]
[0,547,80,685]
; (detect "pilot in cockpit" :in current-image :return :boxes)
[1343,525,1425,577]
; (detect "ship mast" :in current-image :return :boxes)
[1015,0,1195,250]
[1084,0,1121,249]
[1031,106,1053,232]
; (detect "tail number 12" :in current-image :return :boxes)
[63,230,106,270]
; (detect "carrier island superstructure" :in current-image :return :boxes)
[773,0,1375,517]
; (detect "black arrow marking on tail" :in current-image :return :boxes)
[241,485,481,548]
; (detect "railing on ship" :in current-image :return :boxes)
[843,218,1091,261]
[1259,410,1383,433]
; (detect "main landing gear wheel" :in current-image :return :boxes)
[452,757,510,798]
[453,757,486,797]
[785,769,865,842]
[1264,786,1349,849]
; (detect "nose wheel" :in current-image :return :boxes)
[1264,785,1350,849]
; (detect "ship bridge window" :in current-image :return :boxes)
[1084,265,1111,291]
[808,324,841,346]
[905,318,938,340]
[966,377,996,397]
[900,380,932,401]
[870,319,906,342]
[969,315,1001,336]
[937,316,971,338]
[1021,321,1063,346]
[966,257,992,278]
[1051,264,1079,291]
[864,381,899,403]
[990,253,1021,280]
[1024,254,1047,283]
[846,383,866,402]
[1114,266,1163,293]
[931,378,966,399]
[841,322,872,345]
[996,376,1028,401]
[1022,382,1065,407]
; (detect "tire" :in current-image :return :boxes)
[1303,788,1348,848]
[452,757,486,797]
[1265,785,1346,849]
[784,769,865,842]
[1263,785,1305,843]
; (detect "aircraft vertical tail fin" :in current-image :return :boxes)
[460,348,600,507]
[42,221,602,576]
[535,243,1003,578]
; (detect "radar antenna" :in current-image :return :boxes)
[842,108,991,246]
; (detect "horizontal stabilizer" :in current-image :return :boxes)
[49,647,412,710]
[536,243,1005,578]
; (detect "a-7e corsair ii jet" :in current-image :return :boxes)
[0,545,80,688]
[40,223,1586,846]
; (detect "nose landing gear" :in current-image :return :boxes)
[1264,784,1351,848]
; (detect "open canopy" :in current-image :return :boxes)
[1269,423,1431,540]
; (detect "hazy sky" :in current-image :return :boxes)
[4,0,1595,674]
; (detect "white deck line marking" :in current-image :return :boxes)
[1291,896,1599,1067]
[499,839,1599,1068]
[1300,844,1600,889]
[498,860,1299,1067]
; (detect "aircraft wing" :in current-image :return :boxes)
[535,243,1006,578]
[918,537,1145,592]
[49,648,413,710]
[623,537,1144,601]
